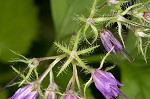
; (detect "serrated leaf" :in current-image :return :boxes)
[0,0,38,61]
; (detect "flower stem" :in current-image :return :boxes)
[38,54,66,83]
[72,62,83,97]
[37,55,60,62]
[84,77,93,99]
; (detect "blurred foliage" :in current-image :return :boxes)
[0,0,38,61]
[120,29,150,99]
[0,0,150,99]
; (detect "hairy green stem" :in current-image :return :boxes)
[38,54,66,83]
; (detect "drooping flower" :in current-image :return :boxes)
[9,82,39,99]
[99,29,133,62]
[100,29,123,54]
[64,90,78,99]
[92,69,127,99]
[45,82,58,99]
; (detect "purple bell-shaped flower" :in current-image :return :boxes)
[9,82,39,99]
[92,69,127,99]
[99,29,133,62]
[64,90,78,99]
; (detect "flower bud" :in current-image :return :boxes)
[9,83,39,99]
[99,29,133,62]
[92,69,126,99]
[45,83,58,99]
[64,90,78,99]
[99,29,123,54]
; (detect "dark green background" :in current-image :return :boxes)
[0,0,150,99]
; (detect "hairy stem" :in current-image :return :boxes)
[38,54,66,83]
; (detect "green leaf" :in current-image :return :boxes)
[51,0,91,40]
[121,62,150,99]
[120,29,150,99]
[0,0,38,61]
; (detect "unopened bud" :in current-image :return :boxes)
[64,90,78,99]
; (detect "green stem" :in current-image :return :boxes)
[34,69,39,80]
[139,38,147,63]
[49,70,53,84]
[117,22,125,47]
[84,77,93,99]
[72,62,83,97]
[98,47,114,69]
[121,3,142,15]
[37,56,60,62]
[38,54,66,83]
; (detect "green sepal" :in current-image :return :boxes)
[9,50,29,63]
[90,24,98,44]
[57,57,73,77]
[93,17,115,23]
[138,38,147,63]
[75,56,88,70]
[19,67,34,87]
[83,23,91,45]
[11,66,29,83]
[77,45,99,55]
[54,42,71,54]
[73,30,81,51]
[121,3,143,15]
[10,50,28,60]
[78,16,87,22]
[89,0,98,17]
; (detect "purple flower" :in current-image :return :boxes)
[99,29,133,62]
[92,69,127,99]
[99,29,123,54]
[45,83,58,99]
[9,83,39,99]
[64,90,78,99]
